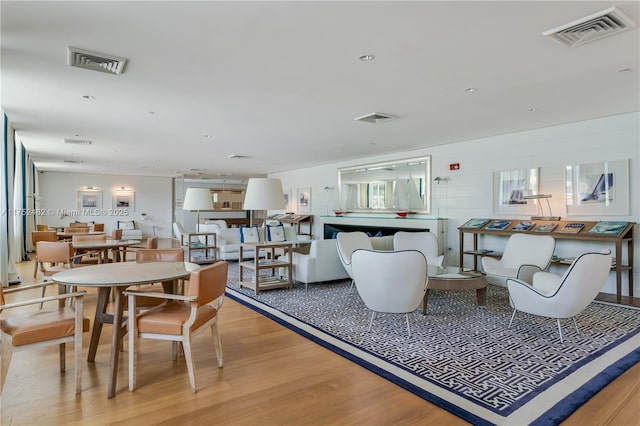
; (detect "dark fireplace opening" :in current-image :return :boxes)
[323,223,429,239]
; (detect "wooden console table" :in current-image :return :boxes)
[458,219,635,303]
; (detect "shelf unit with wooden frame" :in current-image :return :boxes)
[239,242,293,294]
[458,219,635,304]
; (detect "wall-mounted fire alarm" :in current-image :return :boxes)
[449,163,460,170]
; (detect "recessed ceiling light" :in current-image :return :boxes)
[148,111,155,115]
[82,95,95,100]
[529,107,537,112]
[359,54,375,61]
[464,87,478,93]
[227,154,251,159]
[204,134,212,138]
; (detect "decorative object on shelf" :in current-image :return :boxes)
[511,221,535,231]
[461,218,490,229]
[487,220,511,230]
[395,211,409,218]
[296,187,311,213]
[523,194,561,221]
[493,168,538,215]
[244,178,286,228]
[588,221,628,235]
[77,187,102,210]
[183,187,213,226]
[112,187,134,211]
[534,222,558,233]
[558,222,585,234]
[565,159,630,216]
[333,210,345,216]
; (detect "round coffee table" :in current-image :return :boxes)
[421,265,487,314]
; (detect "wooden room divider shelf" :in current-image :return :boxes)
[458,219,635,304]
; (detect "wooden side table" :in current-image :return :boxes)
[239,242,293,294]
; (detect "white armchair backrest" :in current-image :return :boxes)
[173,222,185,242]
[548,251,612,317]
[393,231,442,266]
[500,234,555,269]
[352,249,427,313]
[336,231,372,279]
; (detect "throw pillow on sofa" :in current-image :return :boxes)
[117,220,136,230]
[240,225,260,243]
[267,224,286,242]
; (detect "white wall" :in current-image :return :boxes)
[271,112,640,297]
[38,172,173,238]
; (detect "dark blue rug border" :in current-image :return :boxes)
[225,288,639,425]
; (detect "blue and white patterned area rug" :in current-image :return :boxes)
[224,262,640,425]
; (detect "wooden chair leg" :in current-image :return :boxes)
[1,333,13,393]
[75,296,83,395]
[182,335,197,393]
[128,295,137,392]
[59,342,66,372]
[211,322,223,368]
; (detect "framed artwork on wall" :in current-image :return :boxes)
[284,188,293,212]
[565,159,629,216]
[112,189,135,211]
[493,168,539,215]
[297,187,311,213]
[77,190,102,211]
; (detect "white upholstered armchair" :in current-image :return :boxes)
[507,251,612,342]
[393,231,444,266]
[336,231,372,284]
[286,239,349,289]
[352,249,427,337]
[481,233,555,286]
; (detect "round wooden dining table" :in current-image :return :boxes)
[52,261,200,398]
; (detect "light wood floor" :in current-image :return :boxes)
[2,260,639,425]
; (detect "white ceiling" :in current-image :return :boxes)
[2,1,639,180]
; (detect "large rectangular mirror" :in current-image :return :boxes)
[338,155,431,213]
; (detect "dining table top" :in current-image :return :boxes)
[52,261,200,287]
[56,230,105,238]
[71,238,141,250]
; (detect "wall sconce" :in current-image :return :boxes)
[433,177,448,184]
[523,194,561,221]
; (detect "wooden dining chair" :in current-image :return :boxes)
[36,224,49,231]
[72,234,107,264]
[36,241,79,306]
[125,261,228,393]
[0,280,89,395]
[93,223,105,232]
[146,236,159,249]
[111,229,124,261]
[32,230,58,277]
[129,249,185,307]
[63,227,90,234]
[69,222,88,228]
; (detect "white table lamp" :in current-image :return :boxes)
[183,187,213,230]
[243,178,285,227]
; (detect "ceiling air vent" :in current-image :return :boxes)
[355,112,396,124]
[68,47,128,75]
[543,7,636,47]
[63,138,92,145]
[63,160,83,164]
[227,154,251,159]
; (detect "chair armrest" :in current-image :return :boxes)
[516,264,544,284]
[531,271,563,295]
[123,290,196,302]
[432,255,445,267]
[481,256,501,270]
[506,278,548,303]
[0,291,86,310]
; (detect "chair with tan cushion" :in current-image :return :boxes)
[110,229,124,261]
[92,223,105,232]
[63,227,90,234]
[131,248,185,307]
[0,281,89,395]
[32,230,58,277]
[146,237,159,249]
[69,222,88,228]
[36,224,49,231]
[36,241,79,306]
[125,261,228,392]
